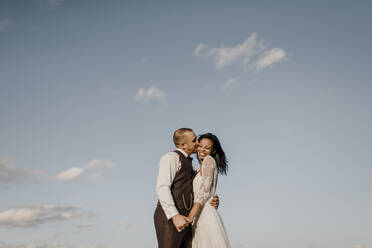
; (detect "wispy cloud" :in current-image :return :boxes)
[194,43,207,58]
[209,33,264,68]
[0,204,94,227]
[84,160,115,169]
[195,33,287,72]
[135,85,166,103]
[0,158,46,184]
[255,48,286,71]
[56,167,84,181]
[56,160,116,182]
[225,77,238,89]
[0,19,10,32]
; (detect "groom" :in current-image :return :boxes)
[154,128,219,248]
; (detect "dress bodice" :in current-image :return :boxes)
[192,155,218,206]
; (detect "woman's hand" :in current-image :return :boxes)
[186,215,193,225]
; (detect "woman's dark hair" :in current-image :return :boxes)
[198,133,228,175]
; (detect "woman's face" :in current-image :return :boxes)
[197,138,214,160]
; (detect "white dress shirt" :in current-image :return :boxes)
[156,148,190,219]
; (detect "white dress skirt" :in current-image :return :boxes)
[192,155,231,248]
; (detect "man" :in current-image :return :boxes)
[154,128,219,248]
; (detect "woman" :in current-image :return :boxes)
[187,133,231,248]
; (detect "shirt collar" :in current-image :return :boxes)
[176,148,189,157]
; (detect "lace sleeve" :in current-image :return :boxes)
[194,156,216,205]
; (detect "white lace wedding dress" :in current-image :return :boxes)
[192,155,231,248]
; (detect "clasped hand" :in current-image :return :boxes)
[172,195,219,232]
[172,214,192,232]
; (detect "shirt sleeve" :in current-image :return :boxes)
[156,152,180,219]
[194,155,215,205]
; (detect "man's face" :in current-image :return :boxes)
[180,131,198,156]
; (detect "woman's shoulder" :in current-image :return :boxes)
[203,155,216,166]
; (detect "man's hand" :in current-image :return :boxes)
[172,214,189,232]
[209,194,219,209]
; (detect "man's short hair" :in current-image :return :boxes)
[173,128,193,147]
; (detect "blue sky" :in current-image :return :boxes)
[1,0,372,248]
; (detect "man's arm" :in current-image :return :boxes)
[156,152,180,219]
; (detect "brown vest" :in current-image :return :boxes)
[171,150,195,216]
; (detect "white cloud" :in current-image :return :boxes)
[56,160,115,182]
[225,77,238,89]
[135,85,166,103]
[135,88,146,100]
[84,160,115,169]
[195,33,286,72]
[255,48,286,71]
[0,204,93,227]
[0,158,46,183]
[56,167,84,181]
[0,19,10,32]
[194,43,207,58]
[204,33,264,69]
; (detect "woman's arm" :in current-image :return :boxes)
[187,156,215,222]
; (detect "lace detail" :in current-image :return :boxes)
[194,155,216,205]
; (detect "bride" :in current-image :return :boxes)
[187,133,231,248]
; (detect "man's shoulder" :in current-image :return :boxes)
[160,151,179,161]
